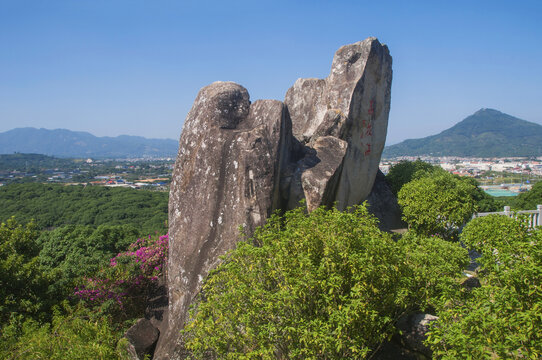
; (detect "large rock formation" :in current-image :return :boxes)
[285,38,392,210]
[155,37,393,359]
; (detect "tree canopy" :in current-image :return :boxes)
[427,215,542,358]
[397,171,477,240]
[0,218,51,324]
[182,205,468,359]
[385,159,440,196]
[513,181,542,210]
[0,183,168,233]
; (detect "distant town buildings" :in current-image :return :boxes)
[380,156,542,177]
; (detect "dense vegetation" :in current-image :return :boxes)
[1,159,541,358]
[181,161,541,358]
[182,205,468,359]
[383,108,542,157]
[398,171,477,240]
[0,183,168,233]
[0,218,168,359]
[387,159,502,213]
[513,180,542,210]
[0,153,76,171]
[0,181,170,358]
[428,215,542,358]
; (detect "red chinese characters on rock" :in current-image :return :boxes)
[365,123,373,137]
[368,100,375,117]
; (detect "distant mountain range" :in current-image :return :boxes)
[0,128,179,158]
[383,109,542,157]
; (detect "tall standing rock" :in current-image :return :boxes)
[155,82,292,359]
[285,37,392,211]
[155,38,393,359]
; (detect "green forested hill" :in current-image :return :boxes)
[384,109,542,157]
[0,183,168,233]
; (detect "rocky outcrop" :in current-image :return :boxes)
[157,83,291,359]
[155,37,393,359]
[285,37,393,209]
[124,318,160,360]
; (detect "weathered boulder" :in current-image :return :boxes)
[397,313,438,358]
[155,38,394,359]
[124,318,160,360]
[285,37,393,210]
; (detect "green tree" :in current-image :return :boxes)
[0,218,50,324]
[0,183,168,233]
[385,160,442,196]
[182,205,468,359]
[513,181,542,210]
[398,172,477,240]
[38,224,140,297]
[427,215,542,358]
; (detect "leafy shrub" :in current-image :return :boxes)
[74,233,168,320]
[0,218,51,324]
[397,232,469,312]
[182,205,468,359]
[427,216,542,358]
[385,160,442,196]
[0,302,130,360]
[398,172,477,240]
[513,181,542,210]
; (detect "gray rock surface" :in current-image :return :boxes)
[156,83,291,359]
[155,38,393,359]
[366,170,406,231]
[397,313,438,358]
[124,318,160,360]
[285,37,393,210]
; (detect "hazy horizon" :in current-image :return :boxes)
[1,0,541,146]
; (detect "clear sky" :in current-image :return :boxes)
[1,0,540,145]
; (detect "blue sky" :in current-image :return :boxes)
[0,0,540,145]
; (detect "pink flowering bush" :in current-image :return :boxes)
[74,233,168,319]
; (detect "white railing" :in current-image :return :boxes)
[473,205,542,228]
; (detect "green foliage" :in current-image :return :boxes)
[398,172,477,240]
[74,233,168,322]
[427,216,542,358]
[37,224,140,296]
[182,205,468,359]
[0,302,129,360]
[385,159,441,195]
[387,160,500,212]
[0,183,168,233]
[0,153,76,172]
[460,214,529,258]
[513,181,542,210]
[0,218,51,324]
[397,232,469,312]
